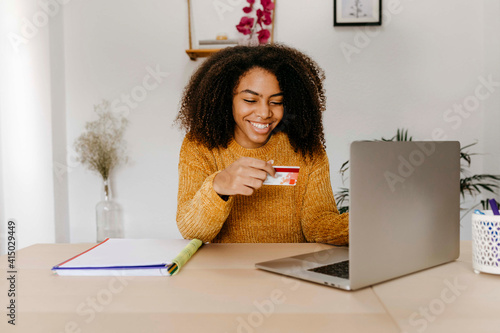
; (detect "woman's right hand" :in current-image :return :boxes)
[213,157,276,196]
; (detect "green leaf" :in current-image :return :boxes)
[335,128,500,216]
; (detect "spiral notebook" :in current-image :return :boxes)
[52,238,203,276]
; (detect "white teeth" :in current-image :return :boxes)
[251,122,269,129]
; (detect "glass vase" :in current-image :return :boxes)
[96,177,123,242]
[238,33,260,46]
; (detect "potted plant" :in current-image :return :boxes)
[334,129,500,219]
[74,100,128,241]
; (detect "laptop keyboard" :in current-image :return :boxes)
[308,260,349,279]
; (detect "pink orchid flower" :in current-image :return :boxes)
[257,29,271,44]
[256,9,272,25]
[260,0,274,11]
[236,17,255,35]
[237,0,274,44]
[244,0,255,14]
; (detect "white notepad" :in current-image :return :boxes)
[52,238,195,276]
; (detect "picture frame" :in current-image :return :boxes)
[186,0,242,60]
[186,0,276,60]
[334,0,382,26]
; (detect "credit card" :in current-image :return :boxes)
[263,166,300,186]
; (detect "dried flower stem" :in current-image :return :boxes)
[74,100,128,180]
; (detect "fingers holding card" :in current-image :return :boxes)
[263,166,300,186]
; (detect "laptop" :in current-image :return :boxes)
[256,141,460,290]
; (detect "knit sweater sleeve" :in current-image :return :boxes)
[300,150,349,245]
[176,137,234,242]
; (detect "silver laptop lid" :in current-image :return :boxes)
[349,141,460,290]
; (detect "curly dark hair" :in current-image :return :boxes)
[176,43,327,157]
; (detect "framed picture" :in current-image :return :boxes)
[188,0,276,49]
[334,0,382,26]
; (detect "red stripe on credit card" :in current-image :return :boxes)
[274,167,300,173]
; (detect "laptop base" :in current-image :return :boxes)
[255,247,351,290]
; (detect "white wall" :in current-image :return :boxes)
[0,0,56,253]
[63,0,196,242]
[2,0,499,247]
[277,0,489,240]
[50,1,70,243]
[483,1,500,177]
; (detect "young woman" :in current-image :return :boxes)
[175,44,348,244]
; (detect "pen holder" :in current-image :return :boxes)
[472,210,500,275]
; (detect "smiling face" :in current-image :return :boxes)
[232,67,284,149]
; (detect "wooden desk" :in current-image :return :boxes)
[0,241,498,333]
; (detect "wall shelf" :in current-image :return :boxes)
[185,49,222,61]
[186,0,275,61]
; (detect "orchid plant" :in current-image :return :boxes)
[236,0,274,45]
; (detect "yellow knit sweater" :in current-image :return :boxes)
[176,131,349,245]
